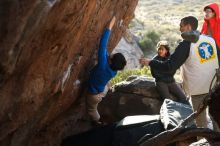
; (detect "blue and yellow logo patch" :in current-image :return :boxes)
[197,42,216,63]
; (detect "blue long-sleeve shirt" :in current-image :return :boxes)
[88,29,117,94]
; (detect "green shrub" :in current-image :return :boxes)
[138,31,160,55]
[110,66,182,85]
[111,66,152,85]
[139,38,154,53]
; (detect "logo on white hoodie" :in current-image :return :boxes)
[198,42,216,63]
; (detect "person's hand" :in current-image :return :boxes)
[98,92,106,98]
[139,58,151,66]
[108,16,116,30]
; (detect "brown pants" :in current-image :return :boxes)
[191,94,220,132]
[86,91,107,122]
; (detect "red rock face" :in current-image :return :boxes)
[0,0,138,145]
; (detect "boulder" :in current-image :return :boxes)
[99,75,163,123]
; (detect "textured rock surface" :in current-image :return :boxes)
[0,0,138,146]
[99,75,220,129]
[99,75,163,123]
[99,75,190,123]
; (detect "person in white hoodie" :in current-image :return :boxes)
[141,16,219,131]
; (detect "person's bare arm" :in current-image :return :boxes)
[107,16,116,30]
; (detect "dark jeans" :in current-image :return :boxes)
[156,82,188,104]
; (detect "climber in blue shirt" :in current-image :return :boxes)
[86,16,127,125]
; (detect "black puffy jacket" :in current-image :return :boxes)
[150,55,176,83]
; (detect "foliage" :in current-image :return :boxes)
[138,31,160,56]
[111,67,182,85]
[111,66,152,85]
[131,0,220,57]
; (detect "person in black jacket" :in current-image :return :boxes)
[140,41,188,104]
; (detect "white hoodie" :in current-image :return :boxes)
[181,35,219,96]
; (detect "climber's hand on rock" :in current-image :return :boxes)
[108,16,116,30]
